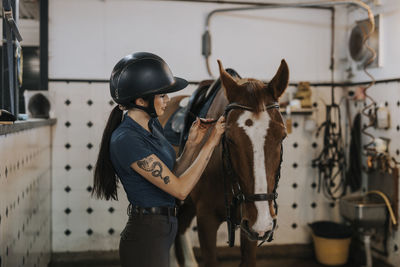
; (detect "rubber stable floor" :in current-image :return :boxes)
[50,257,391,267]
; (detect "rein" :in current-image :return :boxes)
[221,102,282,247]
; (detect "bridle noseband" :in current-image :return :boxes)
[221,102,283,247]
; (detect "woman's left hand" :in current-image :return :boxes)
[187,117,213,145]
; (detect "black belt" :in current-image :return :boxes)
[128,205,178,217]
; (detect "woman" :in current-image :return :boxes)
[92,52,225,267]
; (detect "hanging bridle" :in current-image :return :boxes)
[221,102,283,247]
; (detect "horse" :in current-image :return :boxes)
[159,59,289,267]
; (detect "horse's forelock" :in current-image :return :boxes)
[243,81,265,113]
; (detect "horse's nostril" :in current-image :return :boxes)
[257,231,266,237]
[251,221,273,235]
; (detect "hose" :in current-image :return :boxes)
[366,190,397,226]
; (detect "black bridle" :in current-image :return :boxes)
[221,102,283,247]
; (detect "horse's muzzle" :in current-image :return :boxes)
[240,220,276,245]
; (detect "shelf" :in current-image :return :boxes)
[0,118,57,135]
[280,108,314,115]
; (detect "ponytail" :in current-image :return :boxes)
[92,105,123,200]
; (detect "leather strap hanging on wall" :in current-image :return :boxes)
[2,0,23,115]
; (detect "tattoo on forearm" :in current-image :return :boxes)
[137,157,170,184]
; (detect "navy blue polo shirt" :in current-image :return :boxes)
[109,114,176,207]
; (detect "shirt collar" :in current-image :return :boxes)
[123,113,153,136]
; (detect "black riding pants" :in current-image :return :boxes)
[119,214,178,267]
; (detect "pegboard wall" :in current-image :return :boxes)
[50,82,128,252]
[347,81,400,266]
[46,80,400,265]
[49,81,349,251]
[0,126,52,267]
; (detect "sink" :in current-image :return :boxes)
[339,194,387,228]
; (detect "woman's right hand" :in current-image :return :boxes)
[208,116,226,147]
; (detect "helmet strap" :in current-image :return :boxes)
[129,104,157,118]
[147,96,157,118]
[126,95,157,118]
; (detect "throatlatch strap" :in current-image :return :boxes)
[245,193,278,202]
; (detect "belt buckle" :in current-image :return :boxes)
[149,207,157,215]
[134,206,141,215]
[129,205,140,217]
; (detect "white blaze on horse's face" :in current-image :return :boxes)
[237,108,273,236]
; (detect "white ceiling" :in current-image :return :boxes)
[0,0,374,21]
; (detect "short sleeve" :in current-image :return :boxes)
[110,132,153,169]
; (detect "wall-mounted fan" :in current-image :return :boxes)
[349,15,380,69]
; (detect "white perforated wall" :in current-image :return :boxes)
[45,1,400,266]
[49,82,348,250]
[0,127,52,267]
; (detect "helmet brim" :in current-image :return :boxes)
[145,77,188,96]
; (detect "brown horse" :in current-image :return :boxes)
[160,59,289,267]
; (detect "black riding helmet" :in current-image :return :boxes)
[110,52,188,117]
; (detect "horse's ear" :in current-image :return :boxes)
[267,59,289,100]
[218,60,240,102]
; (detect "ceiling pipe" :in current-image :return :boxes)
[202,0,374,77]
[201,0,377,158]
[158,0,336,9]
